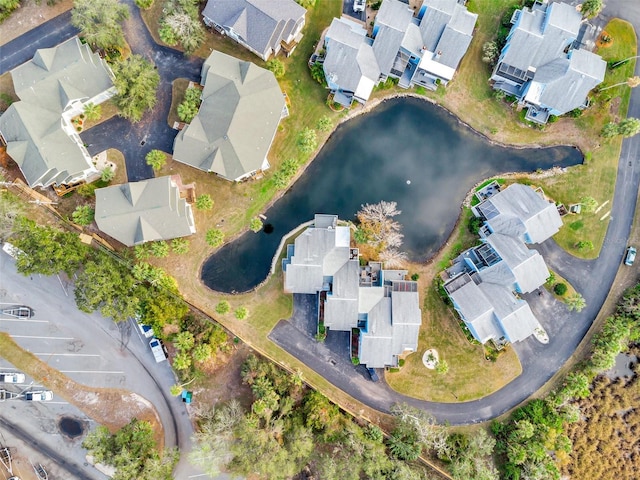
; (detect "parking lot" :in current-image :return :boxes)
[0,249,203,479]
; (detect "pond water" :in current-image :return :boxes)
[202,97,582,293]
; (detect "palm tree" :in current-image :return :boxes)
[599,76,640,92]
[83,102,102,121]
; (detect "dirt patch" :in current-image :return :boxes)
[189,343,254,411]
[0,0,74,47]
[596,31,614,49]
[610,97,622,118]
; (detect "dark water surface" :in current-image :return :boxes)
[202,97,582,293]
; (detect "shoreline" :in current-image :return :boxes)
[199,92,582,294]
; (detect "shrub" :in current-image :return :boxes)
[249,217,263,232]
[206,228,224,247]
[135,0,154,8]
[171,237,189,254]
[316,115,333,132]
[216,300,230,315]
[411,273,419,281]
[265,58,285,78]
[297,127,318,154]
[100,166,115,183]
[145,149,166,171]
[234,306,248,320]
[554,283,568,296]
[150,240,170,258]
[72,205,95,226]
[195,194,213,211]
[77,183,98,197]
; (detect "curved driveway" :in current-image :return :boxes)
[1,0,638,427]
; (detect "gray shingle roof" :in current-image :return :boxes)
[324,17,380,99]
[432,6,477,69]
[526,48,606,115]
[172,50,285,181]
[479,283,538,343]
[202,0,306,59]
[481,184,562,244]
[373,0,414,75]
[482,233,549,293]
[95,176,196,247]
[500,2,580,73]
[419,0,457,51]
[0,37,114,188]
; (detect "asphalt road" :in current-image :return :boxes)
[0,11,78,75]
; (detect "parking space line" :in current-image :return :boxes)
[60,370,124,374]
[33,353,100,357]
[11,335,74,340]
[0,318,49,323]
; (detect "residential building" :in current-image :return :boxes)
[321,0,477,107]
[172,50,286,182]
[322,17,381,107]
[473,183,562,244]
[95,175,196,247]
[0,37,115,188]
[443,183,560,345]
[283,214,421,368]
[490,1,606,124]
[202,0,306,60]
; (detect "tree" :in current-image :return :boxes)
[575,240,593,252]
[112,55,160,122]
[83,102,102,121]
[435,360,449,375]
[174,331,195,352]
[601,122,619,138]
[71,0,130,50]
[171,237,189,254]
[297,127,318,154]
[206,228,224,247]
[72,205,95,225]
[101,166,115,183]
[12,217,89,277]
[195,194,213,210]
[481,41,499,65]
[173,351,192,370]
[216,300,230,315]
[265,58,285,78]
[387,422,422,461]
[599,75,640,92]
[0,190,23,239]
[567,293,586,312]
[249,217,263,232]
[310,62,326,85]
[150,240,170,258]
[235,306,248,320]
[617,117,640,137]
[580,196,598,212]
[316,115,333,132]
[83,419,178,480]
[193,343,213,362]
[135,0,154,9]
[145,149,166,171]
[580,0,603,19]
[553,283,568,296]
[177,87,201,122]
[159,0,205,55]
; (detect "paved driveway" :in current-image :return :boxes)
[80,0,202,182]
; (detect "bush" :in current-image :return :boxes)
[316,115,333,132]
[72,205,95,225]
[77,183,98,197]
[145,150,166,171]
[216,300,230,315]
[265,58,285,78]
[171,237,189,254]
[234,306,248,320]
[249,217,263,232]
[135,0,154,8]
[297,127,318,154]
[100,166,115,183]
[195,194,213,211]
[206,228,224,247]
[554,283,568,296]
[150,241,170,258]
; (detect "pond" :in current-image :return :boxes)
[201,97,582,293]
